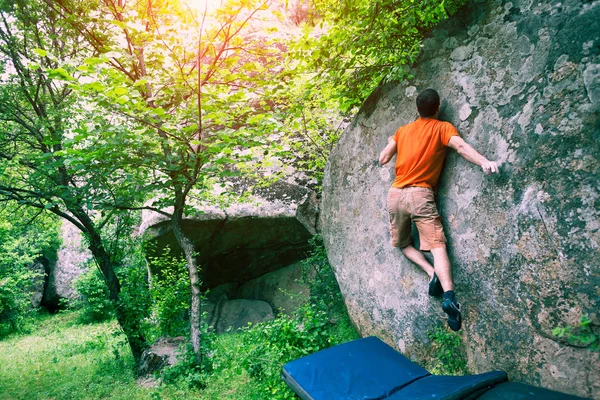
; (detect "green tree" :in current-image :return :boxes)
[0,0,148,361]
[291,0,468,112]
[52,0,288,363]
[0,205,60,335]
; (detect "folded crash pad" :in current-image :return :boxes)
[282,337,587,400]
[385,371,508,400]
[476,382,590,400]
[282,336,430,400]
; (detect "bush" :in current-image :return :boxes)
[160,333,216,389]
[146,249,193,339]
[426,326,468,375]
[0,272,39,336]
[553,316,599,351]
[237,306,333,398]
[73,267,114,323]
[227,234,358,398]
[301,235,344,315]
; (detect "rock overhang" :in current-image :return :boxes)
[140,180,318,289]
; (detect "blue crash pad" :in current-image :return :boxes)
[385,372,508,400]
[476,382,589,400]
[282,336,430,400]
[282,337,587,400]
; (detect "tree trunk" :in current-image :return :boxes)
[171,196,203,365]
[72,209,147,363]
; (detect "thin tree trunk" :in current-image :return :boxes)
[171,195,203,365]
[72,209,147,363]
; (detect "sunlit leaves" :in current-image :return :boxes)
[292,0,469,111]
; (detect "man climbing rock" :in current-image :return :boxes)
[378,88,498,331]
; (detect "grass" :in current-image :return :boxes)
[0,306,358,399]
[1,236,359,399]
[0,311,160,400]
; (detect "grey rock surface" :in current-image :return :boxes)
[321,0,599,398]
[42,220,90,308]
[236,261,308,314]
[138,336,186,377]
[141,180,318,289]
[214,299,274,333]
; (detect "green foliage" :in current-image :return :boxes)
[160,336,216,389]
[426,326,468,375]
[0,207,60,336]
[301,235,343,314]
[146,250,192,339]
[552,316,599,351]
[221,235,358,398]
[73,267,114,323]
[236,307,334,398]
[291,0,469,112]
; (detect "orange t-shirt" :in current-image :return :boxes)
[392,118,459,189]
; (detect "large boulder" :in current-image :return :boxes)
[42,220,90,310]
[214,299,274,333]
[321,0,599,398]
[140,180,318,289]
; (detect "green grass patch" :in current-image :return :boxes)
[0,302,358,399]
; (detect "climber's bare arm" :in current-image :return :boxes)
[379,136,397,166]
[447,136,499,175]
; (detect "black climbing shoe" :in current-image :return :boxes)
[442,299,462,331]
[428,273,443,297]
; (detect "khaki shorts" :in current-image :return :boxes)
[387,187,447,251]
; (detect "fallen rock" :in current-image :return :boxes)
[138,336,186,377]
[236,261,308,314]
[215,299,274,333]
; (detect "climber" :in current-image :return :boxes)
[378,88,498,331]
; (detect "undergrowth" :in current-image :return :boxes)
[426,326,468,375]
[0,235,358,399]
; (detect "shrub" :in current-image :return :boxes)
[426,326,468,375]
[237,305,333,398]
[73,267,114,323]
[146,249,192,339]
[0,271,40,336]
[160,332,216,389]
[301,235,344,315]
[553,316,599,351]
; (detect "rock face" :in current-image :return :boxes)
[141,180,318,289]
[321,0,599,398]
[42,220,90,310]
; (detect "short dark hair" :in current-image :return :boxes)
[416,89,440,117]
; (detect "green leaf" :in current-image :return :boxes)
[32,48,47,57]
[48,68,74,81]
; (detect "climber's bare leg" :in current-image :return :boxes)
[401,245,434,278]
[430,246,453,291]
